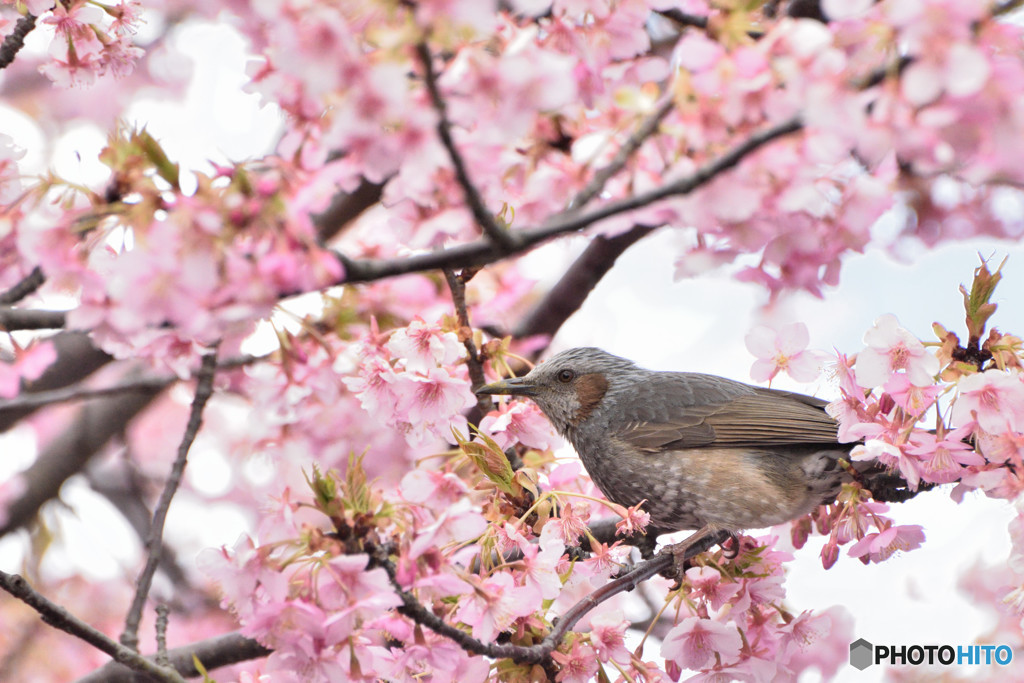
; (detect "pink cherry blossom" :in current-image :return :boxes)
[906,426,984,484]
[589,610,631,664]
[952,369,1024,434]
[855,314,939,388]
[546,503,591,545]
[479,400,561,451]
[685,566,741,612]
[662,616,743,671]
[745,322,823,383]
[454,571,535,642]
[883,373,942,416]
[847,524,925,563]
[0,339,56,398]
[614,500,651,537]
[386,318,464,374]
[551,639,599,683]
[850,438,922,489]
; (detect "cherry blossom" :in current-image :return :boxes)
[661,616,743,671]
[953,369,1024,434]
[847,524,925,563]
[0,339,55,398]
[745,321,823,383]
[855,314,939,388]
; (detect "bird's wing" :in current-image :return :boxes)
[614,375,839,452]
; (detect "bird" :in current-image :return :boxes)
[475,347,912,562]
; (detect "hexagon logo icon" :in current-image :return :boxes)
[850,638,874,670]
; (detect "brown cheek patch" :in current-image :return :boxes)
[573,372,609,424]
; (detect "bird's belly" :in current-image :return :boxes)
[577,443,821,531]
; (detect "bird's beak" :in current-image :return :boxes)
[475,377,538,397]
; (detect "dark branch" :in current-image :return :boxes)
[76,632,271,683]
[415,42,519,251]
[373,530,723,670]
[0,376,176,413]
[0,308,67,330]
[0,571,186,682]
[0,332,111,433]
[0,267,44,305]
[569,98,675,210]
[443,269,492,417]
[313,177,386,242]
[0,379,163,538]
[514,224,656,340]
[0,13,36,71]
[338,116,803,283]
[121,348,220,651]
[0,354,259,414]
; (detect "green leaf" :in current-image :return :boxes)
[960,255,1005,341]
[136,129,181,189]
[454,427,516,495]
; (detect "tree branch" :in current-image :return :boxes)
[443,269,490,415]
[0,308,68,330]
[338,116,803,284]
[415,42,519,252]
[0,375,176,413]
[0,13,36,71]
[0,378,164,538]
[569,98,675,210]
[0,332,111,432]
[0,571,186,683]
[121,348,220,651]
[0,267,44,305]
[75,632,271,683]
[373,530,727,670]
[0,354,258,414]
[513,224,656,341]
[313,177,386,242]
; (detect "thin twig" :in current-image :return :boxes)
[0,308,67,330]
[415,42,519,252]
[0,571,186,683]
[569,98,675,210]
[154,605,170,668]
[338,116,803,283]
[0,267,44,305]
[0,376,175,412]
[655,9,764,39]
[313,177,386,242]
[120,348,220,651]
[443,269,489,411]
[0,13,36,71]
[0,354,260,414]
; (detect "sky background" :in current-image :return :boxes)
[3,16,1024,682]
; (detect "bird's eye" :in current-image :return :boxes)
[557,369,575,383]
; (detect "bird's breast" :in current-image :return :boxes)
[569,436,835,531]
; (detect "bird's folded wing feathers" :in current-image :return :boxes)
[615,383,840,452]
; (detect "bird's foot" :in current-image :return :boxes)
[658,526,735,584]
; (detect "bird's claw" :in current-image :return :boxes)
[658,527,736,584]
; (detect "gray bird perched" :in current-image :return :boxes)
[476,347,910,559]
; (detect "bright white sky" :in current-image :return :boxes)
[3,16,1024,682]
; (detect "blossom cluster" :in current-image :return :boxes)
[0,0,145,87]
[12,129,342,369]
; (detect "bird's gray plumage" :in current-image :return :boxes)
[477,347,883,532]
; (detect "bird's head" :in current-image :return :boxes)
[475,347,638,433]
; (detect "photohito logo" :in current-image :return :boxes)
[849,638,1013,670]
